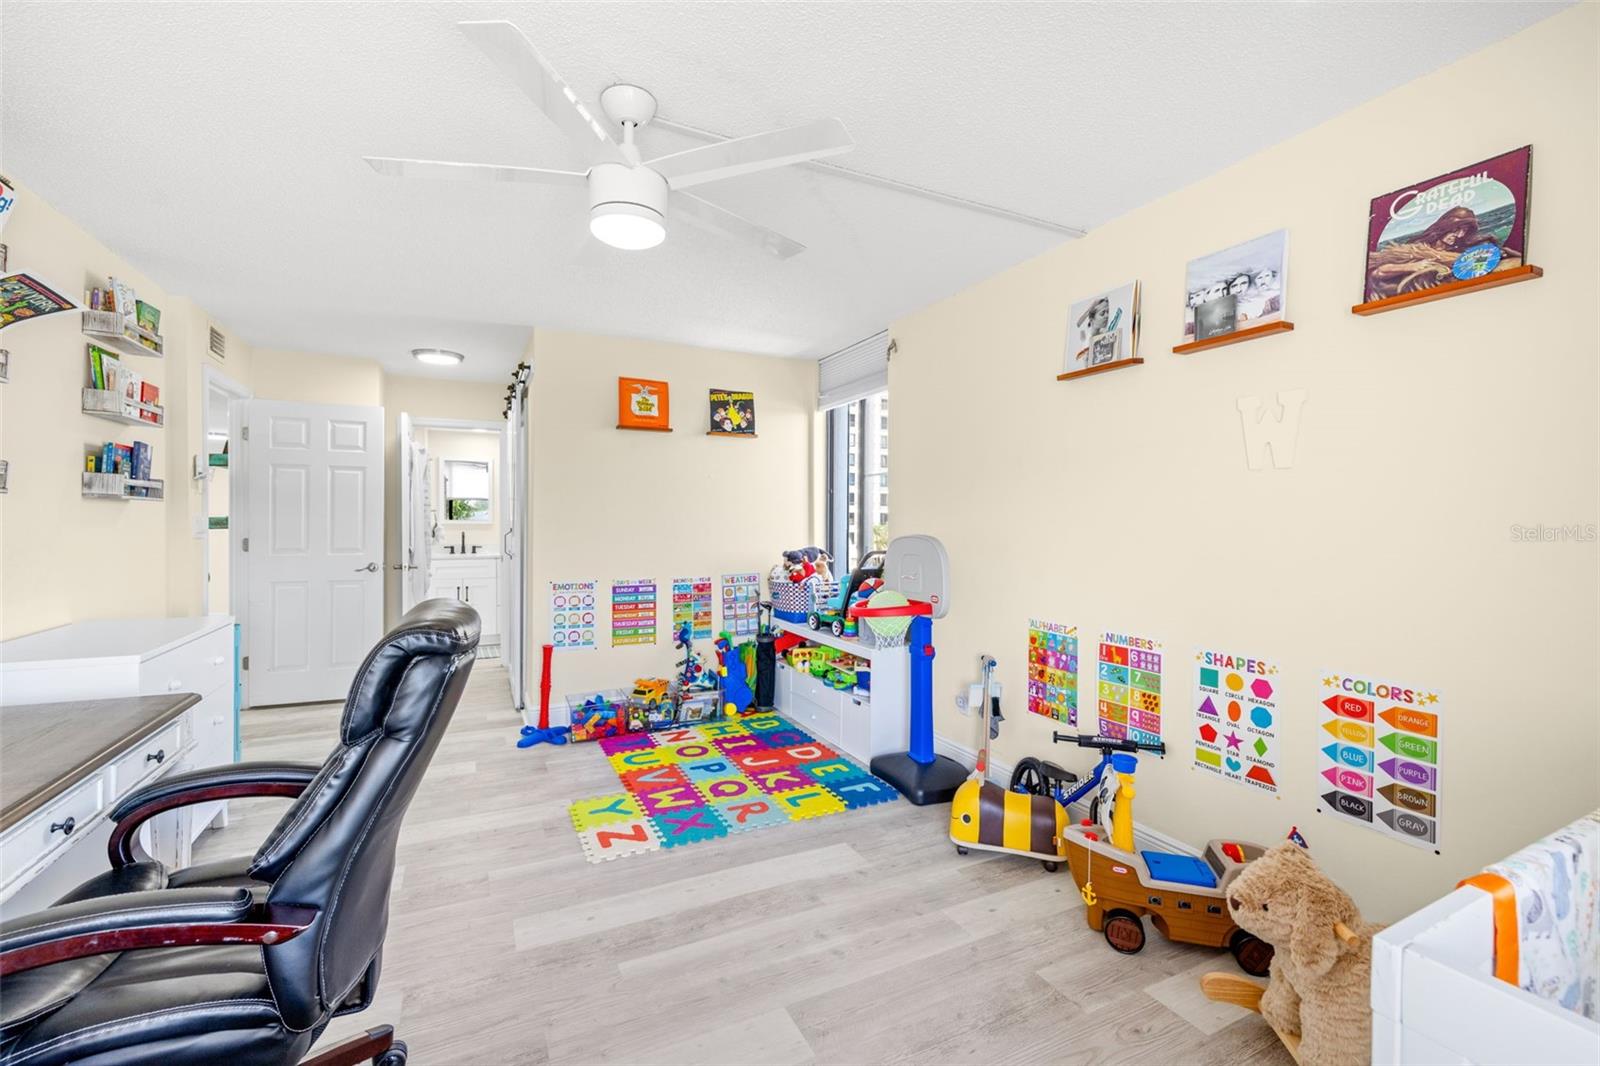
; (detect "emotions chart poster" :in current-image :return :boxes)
[1192,650,1280,794]
[549,580,597,651]
[1027,620,1078,724]
[1097,632,1162,744]
[1317,671,1443,850]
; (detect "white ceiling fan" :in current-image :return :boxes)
[364,20,854,258]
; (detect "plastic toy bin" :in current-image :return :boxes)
[564,689,629,742]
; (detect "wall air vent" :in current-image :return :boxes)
[208,326,226,359]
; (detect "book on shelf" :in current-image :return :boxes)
[135,299,160,336]
[139,381,160,422]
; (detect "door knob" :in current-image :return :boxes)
[355,562,380,572]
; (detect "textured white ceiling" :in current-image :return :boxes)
[1,1,1568,381]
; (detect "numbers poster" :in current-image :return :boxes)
[671,576,713,640]
[1097,632,1162,743]
[610,578,657,647]
[1027,620,1078,723]
[1317,671,1442,849]
[1192,649,1280,794]
[721,572,761,638]
[549,580,597,651]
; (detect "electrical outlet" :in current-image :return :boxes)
[192,514,206,538]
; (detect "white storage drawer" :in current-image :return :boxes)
[137,626,233,701]
[112,719,187,799]
[0,775,106,894]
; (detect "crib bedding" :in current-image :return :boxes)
[1485,809,1600,1020]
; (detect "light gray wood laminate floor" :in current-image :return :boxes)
[197,663,1292,1065]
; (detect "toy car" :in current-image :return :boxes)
[631,677,671,707]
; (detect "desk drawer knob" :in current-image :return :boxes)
[50,816,76,837]
[146,749,166,765]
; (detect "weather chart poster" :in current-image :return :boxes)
[1096,632,1162,744]
[1027,620,1079,724]
[1317,671,1443,850]
[1192,650,1280,794]
[721,572,761,638]
[610,578,657,647]
[549,580,597,651]
[672,576,714,640]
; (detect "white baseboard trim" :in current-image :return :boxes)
[932,732,1201,859]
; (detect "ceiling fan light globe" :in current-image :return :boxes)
[589,203,666,251]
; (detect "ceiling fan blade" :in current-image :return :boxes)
[457,20,622,162]
[647,118,853,190]
[672,192,805,259]
[364,156,588,185]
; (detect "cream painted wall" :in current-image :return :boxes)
[527,329,816,699]
[426,427,502,552]
[888,6,1598,921]
[0,183,248,640]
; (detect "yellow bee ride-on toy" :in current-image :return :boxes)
[949,655,1074,871]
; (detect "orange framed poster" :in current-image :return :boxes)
[617,377,671,432]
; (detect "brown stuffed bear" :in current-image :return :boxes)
[1225,843,1385,1066]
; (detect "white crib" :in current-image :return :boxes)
[1372,811,1600,1065]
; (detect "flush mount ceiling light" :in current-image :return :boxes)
[363,21,855,258]
[412,348,465,367]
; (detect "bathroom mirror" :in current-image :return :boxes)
[442,459,491,523]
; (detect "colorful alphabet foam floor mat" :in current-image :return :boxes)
[569,713,899,863]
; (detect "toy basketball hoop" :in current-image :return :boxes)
[851,589,934,647]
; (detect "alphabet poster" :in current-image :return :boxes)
[1027,619,1078,724]
[549,580,597,651]
[1192,649,1280,793]
[1097,632,1162,744]
[721,572,762,638]
[1317,671,1443,850]
[672,576,713,640]
[611,578,657,647]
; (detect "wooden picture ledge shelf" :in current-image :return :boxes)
[616,424,673,433]
[1174,320,1295,355]
[1057,357,1143,382]
[1352,264,1543,316]
[707,432,758,439]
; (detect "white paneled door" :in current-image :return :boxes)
[245,400,385,706]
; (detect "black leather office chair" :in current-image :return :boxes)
[0,600,480,1066]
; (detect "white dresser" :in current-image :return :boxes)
[426,553,499,644]
[0,616,240,907]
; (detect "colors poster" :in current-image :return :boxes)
[1097,632,1162,744]
[721,572,762,638]
[1192,649,1280,794]
[1317,671,1443,849]
[672,576,713,640]
[1027,619,1078,724]
[610,578,657,647]
[549,580,597,651]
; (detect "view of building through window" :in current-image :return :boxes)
[829,391,889,572]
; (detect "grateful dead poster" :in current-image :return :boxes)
[1364,147,1531,302]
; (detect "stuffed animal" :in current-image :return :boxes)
[1225,843,1385,1066]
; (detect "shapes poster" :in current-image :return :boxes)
[1192,649,1280,794]
[610,578,657,647]
[1027,620,1078,724]
[671,576,713,640]
[1317,671,1443,849]
[721,572,761,638]
[549,580,597,651]
[1097,632,1162,743]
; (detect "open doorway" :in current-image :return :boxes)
[200,366,250,708]
[398,413,526,708]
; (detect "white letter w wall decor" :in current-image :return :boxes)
[1236,389,1308,470]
